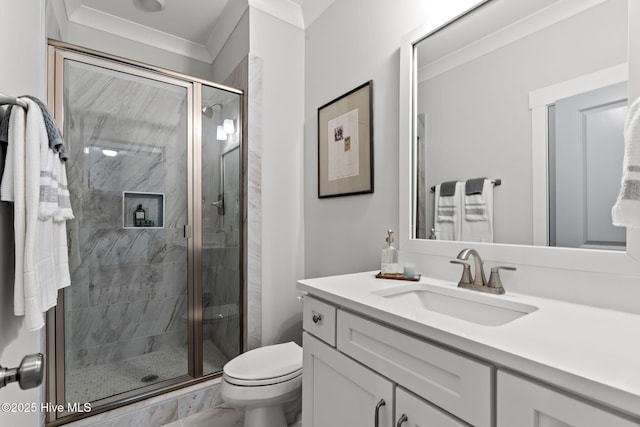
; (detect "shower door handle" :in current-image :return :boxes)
[184,225,192,238]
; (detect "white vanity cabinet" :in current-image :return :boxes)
[302,296,490,427]
[497,371,639,427]
[303,333,470,427]
[299,274,640,426]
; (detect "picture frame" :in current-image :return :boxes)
[318,80,373,198]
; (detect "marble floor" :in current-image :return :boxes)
[161,405,303,427]
[162,405,244,427]
[66,340,229,403]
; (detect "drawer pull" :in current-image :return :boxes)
[374,399,385,427]
[396,414,408,426]
[312,313,323,324]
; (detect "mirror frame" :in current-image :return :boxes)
[398,0,640,274]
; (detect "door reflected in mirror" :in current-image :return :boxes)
[413,0,628,249]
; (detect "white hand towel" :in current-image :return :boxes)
[20,98,72,331]
[434,182,462,240]
[612,96,640,227]
[461,179,494,243]
[21,98,46,331]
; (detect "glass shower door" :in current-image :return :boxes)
[60,54,192,403]
[200,84,242,375]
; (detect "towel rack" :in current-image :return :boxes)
[430,179,501,193]
[0,92,28,110]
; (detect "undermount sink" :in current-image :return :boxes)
[373,283,538,326]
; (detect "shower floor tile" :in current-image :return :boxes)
[66,341,229,403]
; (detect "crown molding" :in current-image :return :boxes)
[51,0,334,64]
[62,0,213,62]
[249,0,304,29]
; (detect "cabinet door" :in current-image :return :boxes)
[396,387,470,427]
[497,370,639,427]
[303,332,394,427]
[337,310,492,427]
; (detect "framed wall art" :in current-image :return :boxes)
[317,80,373,198]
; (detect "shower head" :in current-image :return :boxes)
[202,103,222,118]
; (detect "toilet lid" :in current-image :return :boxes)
[223,341,302,381]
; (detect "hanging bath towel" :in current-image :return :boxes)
[9,98,72,331]
[434,181,462,240]
[461,178,494,243]
[612,96,640,227]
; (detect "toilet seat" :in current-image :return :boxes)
[224,368,302,386]
[223,342,302,386]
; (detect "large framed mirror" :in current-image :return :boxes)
[399,0,640,274]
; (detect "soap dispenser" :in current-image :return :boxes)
[381,229,398,274]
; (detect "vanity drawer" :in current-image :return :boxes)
[303,296,336,346]
[337,309,492,427]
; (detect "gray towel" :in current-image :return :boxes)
[0,106,11,184]
[465,177,486,195]
[0,105,11,144]
[24,96,68,161]
[440,180,458,196]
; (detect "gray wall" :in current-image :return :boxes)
[304,0,455,278]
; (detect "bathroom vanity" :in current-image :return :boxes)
[298,272,640,427]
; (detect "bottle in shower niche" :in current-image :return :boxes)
[134,204,146,227]
[381,229,398,274]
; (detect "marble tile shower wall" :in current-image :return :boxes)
[64,62,189,371]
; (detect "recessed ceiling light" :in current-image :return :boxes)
[133,0,166,12]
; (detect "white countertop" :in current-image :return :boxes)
[297,271,640,419]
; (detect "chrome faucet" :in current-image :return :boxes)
[450,248,516,295]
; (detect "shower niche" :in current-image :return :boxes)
[123,191,165,228]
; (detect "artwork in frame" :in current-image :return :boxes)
[318,81,373,198]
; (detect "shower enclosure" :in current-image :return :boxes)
[45,42,243,425]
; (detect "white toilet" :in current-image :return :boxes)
[221,341,303,427]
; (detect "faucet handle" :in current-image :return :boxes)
[450,260,473,286]
[487,266,516,294]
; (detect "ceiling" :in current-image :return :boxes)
[54,0,330,63]
[82,0,229,44]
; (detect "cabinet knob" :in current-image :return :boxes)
[396,414,408,427]
[312,313,323,324]
[374,399,385,427]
